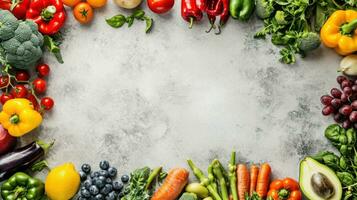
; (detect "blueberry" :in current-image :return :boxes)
[83,179,92,189]
[81,189,91,198]
[107,167,117,177]
[98,176,106,182]
[99,161,110,170]
[89,185,99,195]
[112,181,123,191]
[105,178,112,184]
[121,175,129,183]
[99,170,109,177]
[106,191,117,200]
[100,184,113,195]
[95,194,104,200]
[94,179,105,189]
[78,197,88,200]
[81,164,91,174]
[79,171,87,181]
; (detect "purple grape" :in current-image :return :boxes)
[322,106,334,116]
[320,95,333,106]
[333,113,344,123]
[341,93,349,103]
[341,80,351,89]
[337,76,347,84]
[342,120,352,129]
[352,85,357,92]
[331,88,342,98]
[340,105,353,116]
[350,111,357,122]
[344,87,353,96]
[331,98,342,108]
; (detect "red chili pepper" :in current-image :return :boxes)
[181,0,203,28]
[205,0,221,33]
[218,0,229,28]
[26,0,66,35]
[196,0,207,12]
[0,0,30,19]
[206,0,223,16]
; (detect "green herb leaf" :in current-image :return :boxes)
[126,16,135,27]
[337,172,355,186]
[144,16,153,33]
[44,35,63,64]
[132,9,145,20]
[106,15,126,28]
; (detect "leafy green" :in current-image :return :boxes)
[245,192,263,200]
[314,124,357,199]
[43,34,63,64]
[106,9,153,34]
[179,193,198,200]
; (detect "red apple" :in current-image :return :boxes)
[0,125,17,155]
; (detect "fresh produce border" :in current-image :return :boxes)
[1,0,357,199]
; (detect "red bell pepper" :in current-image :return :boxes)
[0,0,30,19]
[181,0,203,28]
[26,0,66,35]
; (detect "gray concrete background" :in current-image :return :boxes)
[24,0,342,181]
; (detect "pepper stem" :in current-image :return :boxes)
[9,114,19,124]
[41,5,57,21]
[278,189,290,199]
[341,19,357,35]
[188,17,194,29]
[36,140,55,154]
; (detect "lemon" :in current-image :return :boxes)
[45,163,80,200]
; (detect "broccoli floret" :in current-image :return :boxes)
[255,0,274,19]
[0,10,43,69]
[297,32,321,52]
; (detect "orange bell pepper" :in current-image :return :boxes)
[267,178,302,200]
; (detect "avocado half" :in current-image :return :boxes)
[299,157,342,200]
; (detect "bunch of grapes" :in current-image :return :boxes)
[321,75,357,129]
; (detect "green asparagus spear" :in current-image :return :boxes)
[228,152,238,200]
[213,159,229,200]
[208,162,218,192]
[187,160,223,200]
[145,167,162,190]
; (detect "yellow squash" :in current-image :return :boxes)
[321,10,357,55]
[45,163,80,200]
[0,98,42,137]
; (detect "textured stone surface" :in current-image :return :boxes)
[25,2,341,180]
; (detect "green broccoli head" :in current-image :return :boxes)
[297,32,321,52]
[0,10,43,69]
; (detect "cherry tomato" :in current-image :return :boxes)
[0,76,10,89]
[15,70,30,82]
[41,97,54,110]
[27,93,40,111]
[62,0,81,7]
[36,64,50,77]
[11,85,28,98]
[32,78,47,94]
[147,0,174,14]
[0,93,13,105]
[73,2,94,24]
[87,0,107,8]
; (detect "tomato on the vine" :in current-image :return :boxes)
[15,70,30,82]
[27,93,40,111]
[32,78,47,94]
[36,64,50,77]
[0,76,10,89]
[41,97,54,110]
[0,93,13,105]
[11,85,28,98]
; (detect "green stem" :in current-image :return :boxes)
[145,167,162,190]
[187,160,222,200]
[189,17,194,29]
[36,140,54,154]
[341,19,357,35]
[41,6,56,21]
[228,152,238,200]
[9,115,19,124]
[208,163,218,192]
[14,187,25,198]
[31,160,49,172]
[213,159,229,200]
[278,189,290,199]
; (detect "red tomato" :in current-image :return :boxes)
[36,64,50,77]
[0,93,13,105]
[32,78,47,94]
[0,76,10,89]
[15,70,30,82]
[41,97,54,110]
[11,85,28,98]
[27,93,40,111]
[147,0,174,14]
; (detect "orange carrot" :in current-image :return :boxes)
[151,168,189,200]
[249,165,259,195]
[236,164,250,200]
[255,163,271,198]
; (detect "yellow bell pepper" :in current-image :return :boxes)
[0,98,42,137]
[320,10,357,55]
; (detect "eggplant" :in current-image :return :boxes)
[0,140,53,181]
